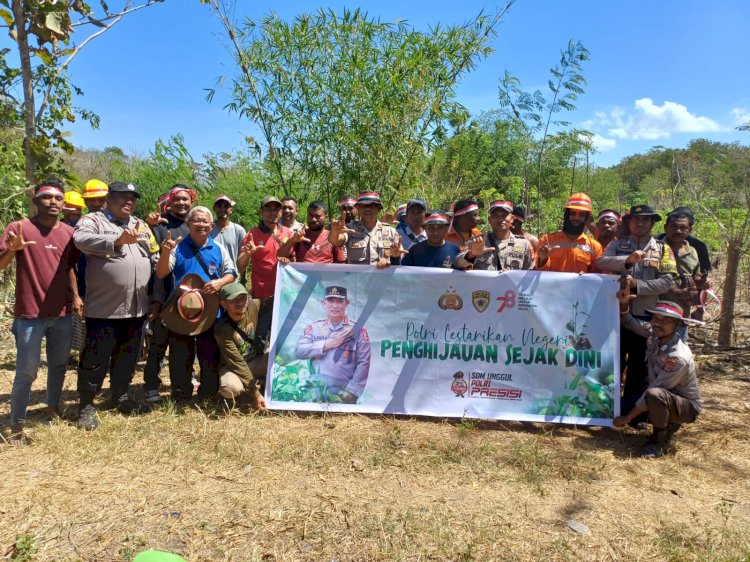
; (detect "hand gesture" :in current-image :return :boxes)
[146,212,168,227]
[114,229,138,247]
[240,233,258,257]
[323,327,354,351]
[390,235,407,259]
[616,288,636,306]
[625,250,645,264]
[375,257,391,269]
[160,231,182,252]
[330,216,356,237]
[382,211,395,225]
[467,236,493,258]
[537,243,552,263]
[277,256,290,265]
[290,228,310,245]
[6,223,36,252]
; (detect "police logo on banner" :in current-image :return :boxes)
[438,287,463,310]
[472,290,490,313]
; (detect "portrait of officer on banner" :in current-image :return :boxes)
[294,286,371,404]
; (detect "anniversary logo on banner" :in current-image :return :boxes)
[267,264,621,426]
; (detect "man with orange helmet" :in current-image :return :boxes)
[536,193,602,273]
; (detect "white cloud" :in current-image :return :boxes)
[591,134,617,152]
[731,107,750,126]
[585,98,724,141]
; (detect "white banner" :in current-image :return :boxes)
[267,264,620,426]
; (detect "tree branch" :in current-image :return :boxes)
[35,0,161,124]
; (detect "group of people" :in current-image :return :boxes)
[0,180,710,457]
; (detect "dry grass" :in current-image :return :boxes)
[1,320,749,561]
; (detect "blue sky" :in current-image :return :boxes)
[7,0,750,167]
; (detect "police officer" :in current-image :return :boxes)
[597,204,677,414]
[614,299,702,458]
[73,182,159,430]
[295,286,371,403]
[329,191,403,267]
[456,200,535,271]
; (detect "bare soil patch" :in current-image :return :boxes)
[0,318,749,561]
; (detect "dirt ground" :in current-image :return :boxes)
[0,318,748,561]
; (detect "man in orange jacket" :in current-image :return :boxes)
[537,193,602,273]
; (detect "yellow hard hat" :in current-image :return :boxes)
[82,179,109,198]
[63,191,85,210]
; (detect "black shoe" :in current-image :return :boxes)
[77,405,99,431]
[114,394,146,415]
[638,442,665,458]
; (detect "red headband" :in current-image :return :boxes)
[35,186,64,198]
[452,203,479,217]
[489,201,514,213]
[168,186,197,207]
[597,211,620,222]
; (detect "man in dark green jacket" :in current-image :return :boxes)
[214,282,266,410]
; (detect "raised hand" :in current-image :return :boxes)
[114,229,138,247]
[6,223,36,252]
[240,233,258,257]
[161,231,182,252]
[382,211,395,225]
[390,235,407,259]
[467,236,493,258]
[290,228,310,245]
[331,216,356,236]
[146,212,168,227]
[536,243,552,263]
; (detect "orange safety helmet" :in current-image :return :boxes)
[564,192,593,213]
[82,178,109,199]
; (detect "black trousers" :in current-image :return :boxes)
[167,328,220,398]
[253,297,274,356]
[620,320,649,419]
[78,316,146,407]
[143,318,169,392]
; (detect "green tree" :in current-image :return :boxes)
[204,2,511,209]
[1,0,163,187]
[497,39,590,227]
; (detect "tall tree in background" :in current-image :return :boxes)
[1,0,163,186]
[498,39,590,230]
[204,1,511,209]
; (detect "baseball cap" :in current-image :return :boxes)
[261,195,282,207]
[108,182,141,198]
[220,282,248,301]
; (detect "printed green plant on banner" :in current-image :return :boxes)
[270,358,342,403]
[532,372,615,418]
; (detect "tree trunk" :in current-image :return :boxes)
[11,0,36,184]
[718,239,741,346]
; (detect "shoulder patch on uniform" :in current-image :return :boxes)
[303,325,313,335]
[360,327,370,343]
[658,355,679,371]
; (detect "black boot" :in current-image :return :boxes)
[638,427,670,458]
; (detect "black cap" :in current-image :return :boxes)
[324,286,347,299]
[406,198,427,211]
[108,182,141,198]
[628,204,661,222]
[512,205,526,221]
